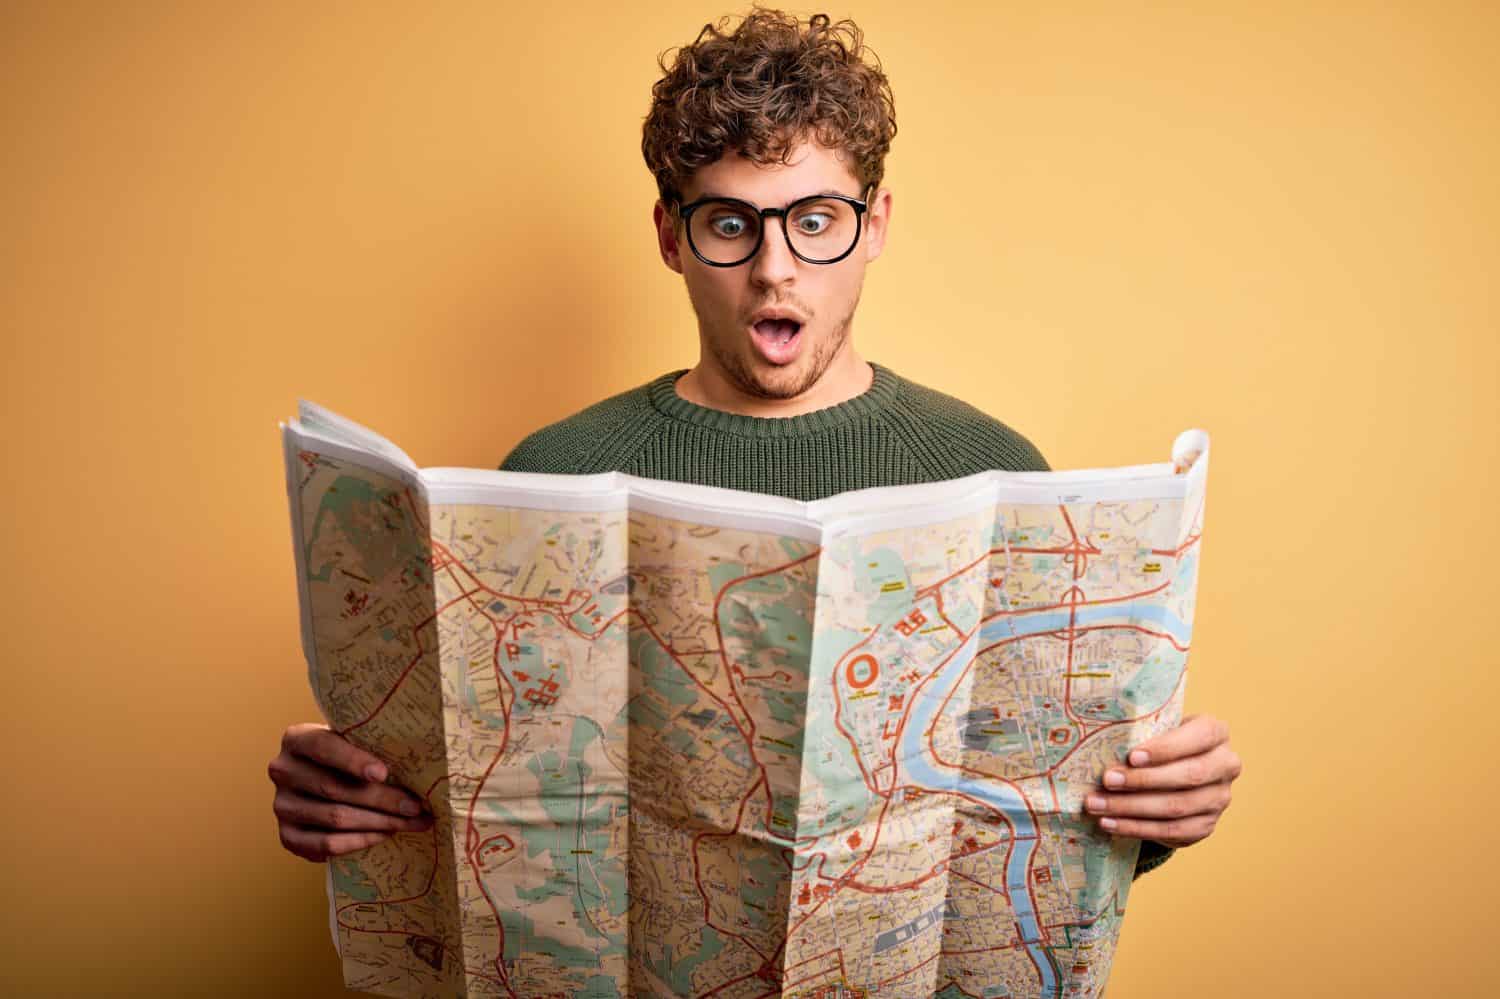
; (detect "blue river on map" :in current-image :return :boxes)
[893,600,1191,998]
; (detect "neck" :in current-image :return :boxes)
[676,345,875,418]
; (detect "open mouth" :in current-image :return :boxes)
[749,318,804,364]
[753,318,802,344]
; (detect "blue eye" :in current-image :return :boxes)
[711,216,750,237]
[796,213,835,235]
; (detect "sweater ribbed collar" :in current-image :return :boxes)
[647,361,900,438]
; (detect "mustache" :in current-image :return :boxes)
[743,304,813,322]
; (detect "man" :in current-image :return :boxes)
[270,5,1239,901]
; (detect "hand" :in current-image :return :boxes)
[268,722,432,862]
[1083,713,1241,849]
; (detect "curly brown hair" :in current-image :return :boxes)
[641,6,897,226]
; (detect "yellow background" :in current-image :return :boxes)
[4,2,1496,995]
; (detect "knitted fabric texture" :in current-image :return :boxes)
[498,360,1175,879]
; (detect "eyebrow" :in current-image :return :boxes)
[696,188,855,202]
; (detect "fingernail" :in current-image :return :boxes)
[399,799,419,817]
[1128,750,1149,767]
[1085,795,1106,813]
[1100,817,1117,831]
[364,764,387,782]
[1104,770,1125,788]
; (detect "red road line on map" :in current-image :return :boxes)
[942,661,1189,784]
[874,951,942,990]
[738,669,794,682]
[1070,622,1189,653]
[913,535,1104,603]
[401,487,428,534]
[470,624,521,997]
[336,586,484,737]
[835,832,1010,894]
[1044,888,1119,931]
[1060,507,1091,735]
[328,922,506,987]
[629,579,805,977]
[735,509,1193,993]
[778,500,1194,997]
[944,610,1192,781]
[782,947,844,973]
[950,866,1006,895]
[816,616,1040,951]
[332,773,512,992]
[695,938,845,999]
[777,952,861,995]
[916,628,1049,943]
[413,514,1182,995]
[709,547,823,837]
[979,579,1171,624]
[633,615,752,746]
[688,774,772,962]
[881,616,976,781]
[697,969,768,999]
[690,826,771,961]
[334,826,441,915]
[373,537,748,995]
[939,942,1030,960]
[338,648,423,738]
[782,785,1007,961]
[781,786,896,953]
[828,627,885,797]
[431,539,579,608]
[933,589,963,637]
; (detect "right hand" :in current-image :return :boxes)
[269,722,433,862]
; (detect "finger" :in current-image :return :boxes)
[279,823,393,863]
[282,723,392,783]
[274,788,433,835]
[1101,744,1239,791]
[1124,714,1228,767]
[1095,812,1218,848]
[268,752,428,818]
[1085,781,1230,820]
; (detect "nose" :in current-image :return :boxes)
[748,216,799,287]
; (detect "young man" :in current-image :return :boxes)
[270,6,1239,900]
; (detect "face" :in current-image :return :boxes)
[653,136,892,400]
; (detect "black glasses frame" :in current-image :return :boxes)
[677,186,872,267]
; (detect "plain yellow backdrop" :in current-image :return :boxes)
[4,2,1496,996]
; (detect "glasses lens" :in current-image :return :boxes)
[688,198,859,265]
[689,200,762,265]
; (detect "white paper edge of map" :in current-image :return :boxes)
[279,421,323,700]
[285,419,426,492]
[417,454,1200,536]
[296,397,418,471]
[286,401,1211,542]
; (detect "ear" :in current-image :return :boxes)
[654,201,684,274]
[863,186,892,263]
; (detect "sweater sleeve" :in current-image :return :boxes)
[497,382,661,474]
[497,428,577,473]
[1132,840,1176,880]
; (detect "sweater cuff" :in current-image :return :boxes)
[1131,840,1176,880]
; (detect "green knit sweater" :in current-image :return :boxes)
[498,360,1174,879]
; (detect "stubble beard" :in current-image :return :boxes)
[713,303,856,402]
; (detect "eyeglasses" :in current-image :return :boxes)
[678,187,871,267]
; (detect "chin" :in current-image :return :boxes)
[709,327,831,401]
[742,360,819,400]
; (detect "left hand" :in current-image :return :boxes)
[1083,713,1241,848]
